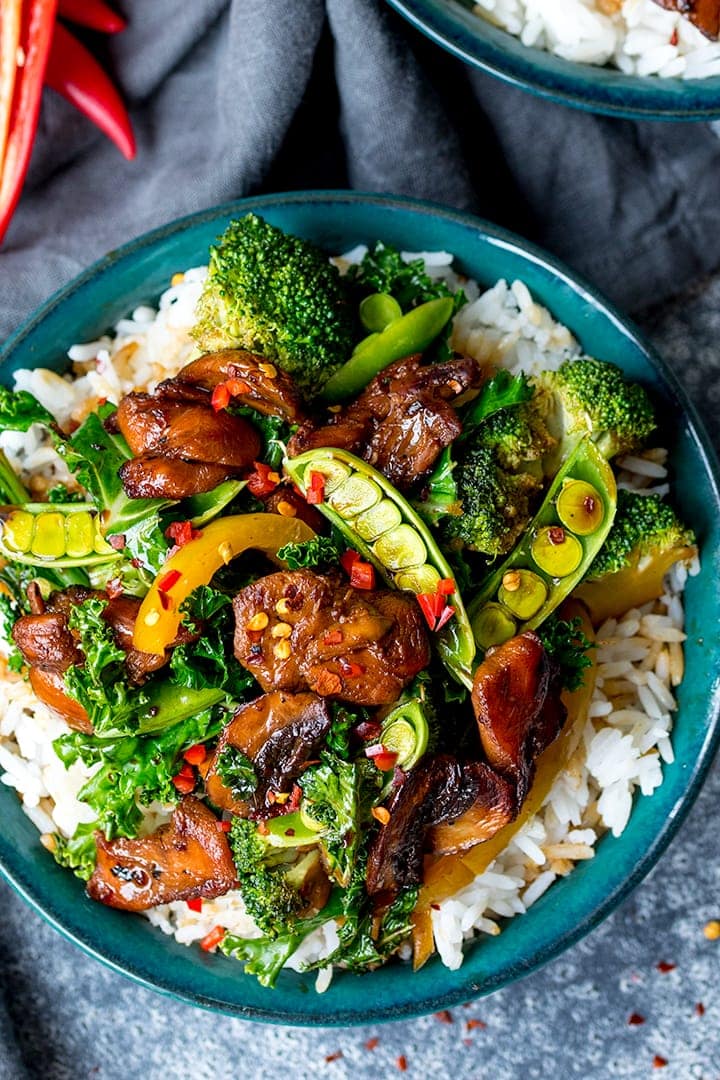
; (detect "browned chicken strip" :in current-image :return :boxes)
[118,455,237,499]
[160,349,305,422]
[87,796,237,911]
[232,570,430,706]
[205,691,331,816]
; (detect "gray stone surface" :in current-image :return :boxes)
[1,281,719,1080]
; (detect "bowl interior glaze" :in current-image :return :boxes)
[386,0,720,120]
[1,192,719,1025]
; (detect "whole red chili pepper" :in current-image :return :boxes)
[58,0,126,33]
[0,0,58,243]
[45,21,135,160]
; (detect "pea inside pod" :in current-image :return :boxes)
[0,503,121,568]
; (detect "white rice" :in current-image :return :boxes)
[471,0,720,80]
[0,255,698,983]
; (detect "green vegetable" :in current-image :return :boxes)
[284,447,476,689]
[459,369,535,443]
[54,706,224,847]
[214,745,257,801]
[0,502,120,567]
[537,615,593,693]
[0,449,30,506]
[168,586,256,701]
[379,698,429,771]
[300,752,369,887]
[0,386,55,434]
[135,684,227,735]
[321,296,455,403]
[536,357,656,469]
[232,407,294,472]
[346,241,458,310]
[275,532,344,572]
[220,893,344,988]
[191,214,354,397]
[184,479,246,527]
[584,489,695,582]
[359,292,402,333]
[467,438,617,649]
[0,593,24,672]
[51,822,98,881]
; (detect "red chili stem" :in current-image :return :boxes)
[0,0,59,244]
[45,22,136,160]
[58,0,126,33]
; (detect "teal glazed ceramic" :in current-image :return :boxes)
[386,0,720,120]
[1,193,719,1025]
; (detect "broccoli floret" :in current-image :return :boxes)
[537,357,656,465]
[229,817,317,938]
[477,400,555,474]
[585,490,695,582]
[191,214,354,397]
[442,442,541,558]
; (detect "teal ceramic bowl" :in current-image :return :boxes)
[0,192,718,1024]
[386,0,720,120]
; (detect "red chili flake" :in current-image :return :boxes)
[247,461,280,498]
[462,1039,473,1048]
[158,592,172,612]
[158,569,182,594]
[225,377,251,397]
[418,591,444,625]
[354,720,382,741]
[313,668,343,696]
[165,520,201,548]
[108,533,126,550]
[257,819,269,835]
[97,396,107,406]
[339,659,365,678]
[437,578,455,595]
[365,743,388,759]
[340,549,360,575]
[656,961,676,973]
[547,526,566,546]
[695,1002,705,1017]
[396,1055,407,1072]
[325,1052,343,1063]
[350,560,375,590]
[374,751,399,772]
[287,784,302,812]
[364,1038,379,1051]
[430,903,440,911]
[435,604,456,632]
[323,629,344,645]
[670,28,679,45]
[435,1010,453,1024]
[171,771,195,794]
[628,1013,645,1026]
[199,925,225,952]
[131,558,142,568]
[217,820,231,833]
[211,383,231,412]
[183,744,207,766]
[186,897,203,913]
[306,471,326,505]
[105,578,123,600]
[652,1056,668,1069]
[466,1019,486,1031]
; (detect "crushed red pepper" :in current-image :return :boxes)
[695,1002,705,1017]
[396,1055,407,1072]
[466,1019,486,1031]
[652,1056,668,1069]
[434,1010,453,1024]
[656,961,676,973]
[364,1038,379,1051]
[325,1052,343,1063]
[628,1013,645,1026]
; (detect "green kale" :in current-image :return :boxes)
[0,593,24,672]
[51,822,98,881]
[46,484,86,504]
[0,386,55,433]
[233,408,293,471]
[347,242,457,310]
[276,532,343,572]
[215,745,257,801]
[170,586,256,699]
[537,615,593,693]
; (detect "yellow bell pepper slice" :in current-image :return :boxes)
[133,513,315,656]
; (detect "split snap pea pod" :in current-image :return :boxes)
[321,296,455,403]
[283,448,476,688]
[467,438,617,652]
[0,503,121,567]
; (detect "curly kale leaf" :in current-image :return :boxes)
[170,586,256,699]
[215,745,257,801]
[537,615,593,693]
[276,532,344,572]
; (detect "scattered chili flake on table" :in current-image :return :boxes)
[435,1009,453,1024]
[628,1013,645,1026]
[325,1052,343,1063]
[695,1002,705,1017]
[656,961,676,973]
[462,1039,473,1048]
[364,1038,379,1051]
[652,1055,668,1069]
[396,1055,407,1072]
[703,919,720,940]
[466,1019,486,1031]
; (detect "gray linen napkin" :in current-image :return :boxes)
[2,0,720,340]
[1,3,720,1076]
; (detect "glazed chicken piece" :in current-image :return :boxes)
[205,691,331,816]
[118,456,238,500]
[471,632,566,803]
[288,354,481,490]
[365,755,485,894]
[87,796,237,911]
[653,0,720,39]
[428,764,517,856]
[159,348,305,422]
[232,569,430,706]
[12,586,199,730]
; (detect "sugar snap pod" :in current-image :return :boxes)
[466,438,617,651]
[283,447,476,688]
[0,502,121,567]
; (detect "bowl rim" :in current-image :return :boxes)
[385,0,720,121]
[1,189,719,1025]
